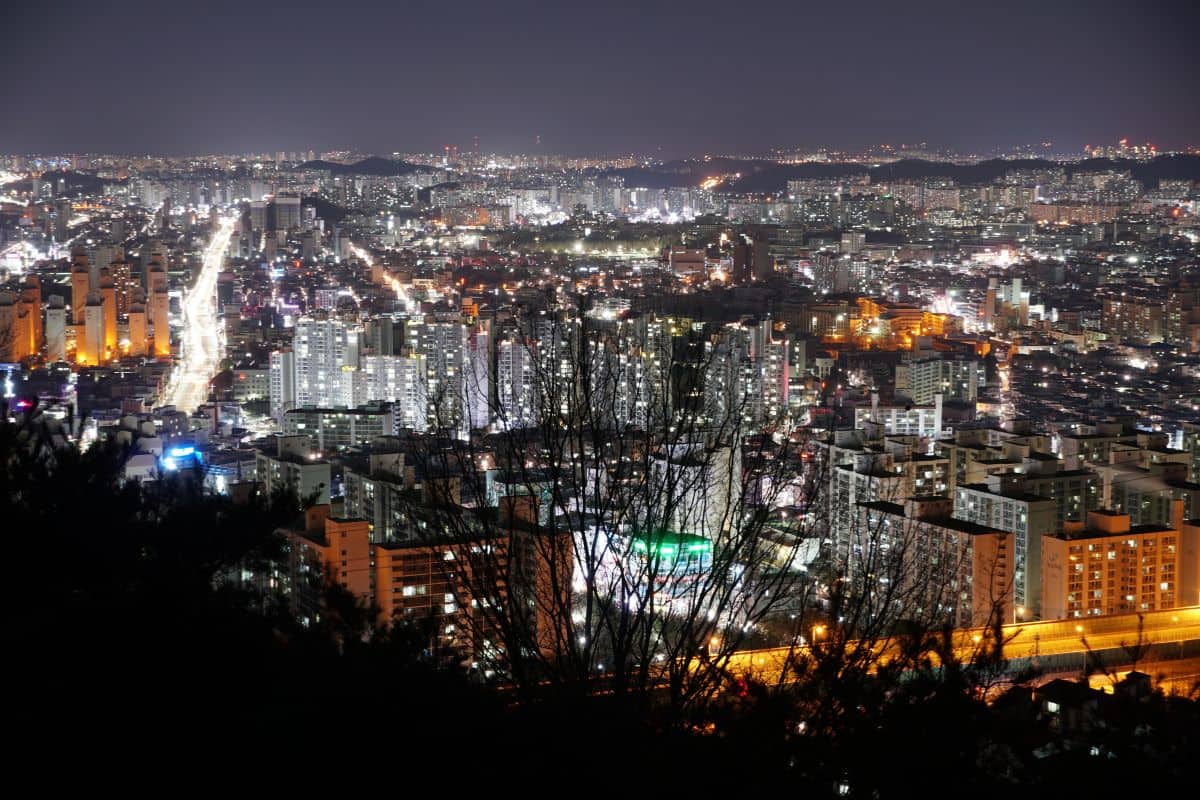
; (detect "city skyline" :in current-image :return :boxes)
[5,0,1198,157]
[7,1,1200,786]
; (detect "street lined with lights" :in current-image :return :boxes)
[164,215,236,413]
[719,605,1200,681]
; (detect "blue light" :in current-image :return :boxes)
[168,445,195,458]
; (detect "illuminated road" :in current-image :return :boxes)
[996,357,1015,422]
[164,216,236,413]
[721,606,1200,682]
[352,243,414,312]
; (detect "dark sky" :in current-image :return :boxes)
[4,0,1197,157]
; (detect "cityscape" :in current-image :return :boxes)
[5,0,1200,791]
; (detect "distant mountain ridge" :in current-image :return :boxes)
[603,154,1200,193]
[296,156,421,176]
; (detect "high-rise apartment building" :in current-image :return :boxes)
[1041,502,1199,618]
[293,316,361,408]
[954,475,1057,618]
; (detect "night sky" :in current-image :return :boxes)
[4,0,1198,157]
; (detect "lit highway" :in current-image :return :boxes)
[720,605,1200,682]
[352,243,414,312]
[164,215,236,413]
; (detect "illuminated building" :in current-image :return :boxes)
[285,515,373,626]
[628,530,713,613]
[1165,284,1200,350]
[274,500,574,658]
[923,185,960,211]
[127,303,147,357]
[80,292,106,365]
[255,434,331,506]
[148,262,171,358]
[840,230,866,255]
[954,475,1058,618]
[668,247,706,277]
[1096,461,1200,527]
[45,296,67,361]
[416,318,470,438]
[142,241,167,290]
[1058,418,1166,471]
[110,251,134,315]
[343,447,411,543]
[1101,291,1164,345]
[273,193,302,231]
[0,292,17,361]
[650,442,740,544]
[281,403,397,451]
[496,335,538,429]
[371,538,491,651]
[231,365,269,402]
[1029,203,1121,224]
[356,353,428,431]
[895,355,979,405]
[1041,501,1200,618]
[99,268,117,355]
[292,316,361,408]
[71,254,90,325]
[467,324,491,430]
[269,348,296,420]
[1,277,44,362]
[249,200,267,233]
[859,496,1016,628]
[856,394,944,439]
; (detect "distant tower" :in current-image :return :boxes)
[81,292,106,366]
[19,275,43,358]
[71,253,90,325]
[46,296,67,362]
[99,267,117,355]
[54,199,72,241]
[0,292,15,362]
[147,263,166,322]
[984,276,998,332]
[151,280,171,358]
[142,240,167,289]
[111,250,133,315]
[128,302,148,358]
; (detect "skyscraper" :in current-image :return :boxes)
[45,296,66,362]
[99,268,117,355]
[71,253,90,325]
[293,316,361,408]
[497,334,537,429]
[150,265,171,358]
[80,292,106,365]
[269,348,297,420]
[127,302,147,358]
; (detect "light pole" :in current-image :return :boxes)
[1075,624,1086,675]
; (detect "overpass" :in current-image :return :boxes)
[721,605,1200,683]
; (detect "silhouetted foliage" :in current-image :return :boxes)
[7,415,1199,792]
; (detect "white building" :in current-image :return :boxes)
[293,316,361,409]
[357,353,428,432]
[269,349,296,420]
[497,335,538,429]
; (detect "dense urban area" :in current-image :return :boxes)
[5,141,1200,789]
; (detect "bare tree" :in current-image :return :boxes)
[374,292,832,710]
[377,288,1022,717]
